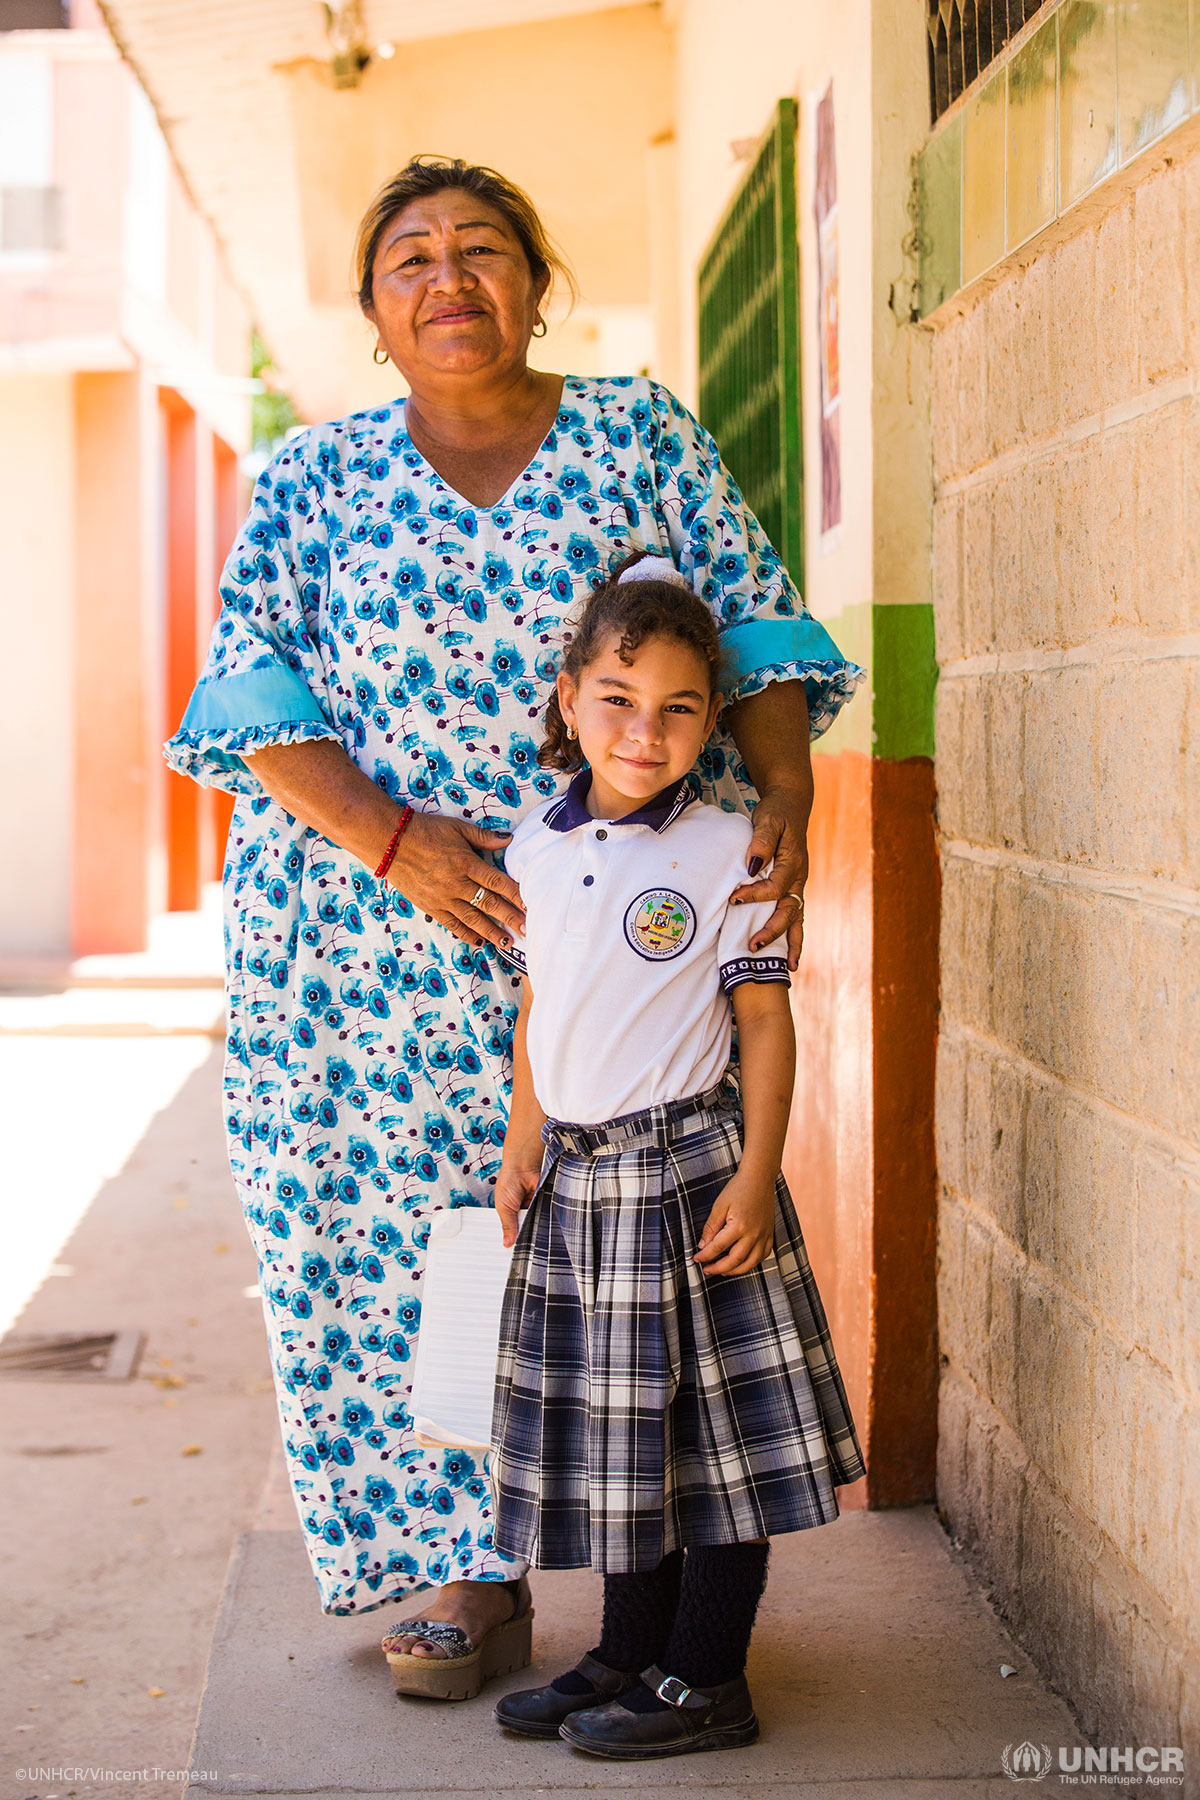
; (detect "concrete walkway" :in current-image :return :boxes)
[1,907,278,1800]
[185,1470,1089,1798]
[1,1038,279,1800]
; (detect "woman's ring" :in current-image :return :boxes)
[471,886,488,911]
[784,891,805,908]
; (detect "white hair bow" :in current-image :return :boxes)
[616,554,690,590]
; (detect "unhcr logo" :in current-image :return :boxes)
[1001,1741,1186,1784]
[1003,1742,1054,1781]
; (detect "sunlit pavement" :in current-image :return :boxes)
[1,901,280,1800]
[0,893,226,1338]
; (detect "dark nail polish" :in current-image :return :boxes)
[748,856,763,876]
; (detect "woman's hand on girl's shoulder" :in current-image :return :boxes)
[728,784,811,970]
[693,1168,776,1277]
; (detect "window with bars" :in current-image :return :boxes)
[697,97,803,593]
[927,0,1051,121]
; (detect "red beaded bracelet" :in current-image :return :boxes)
[374,805,414,879]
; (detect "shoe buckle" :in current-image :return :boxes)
[655,1674,694,1708]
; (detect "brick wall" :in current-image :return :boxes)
[930,142,1199,1765]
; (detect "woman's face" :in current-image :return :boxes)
[364,188,547,386]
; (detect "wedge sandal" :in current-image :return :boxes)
[382,1576,533,1702]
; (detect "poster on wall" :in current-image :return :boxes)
[813,82,841,541]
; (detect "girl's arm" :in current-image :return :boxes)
[694,981,796,1277]
[496,978,548,1248]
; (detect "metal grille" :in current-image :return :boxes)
[697,98,803,593]
[927,0,1051,121]
[0,1330,145,1381]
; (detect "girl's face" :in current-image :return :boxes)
[557,631,720,819]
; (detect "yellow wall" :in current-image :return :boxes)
[280,5,672,420]
[870,0,933,616]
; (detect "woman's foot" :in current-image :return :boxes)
[381,1577,524,1660]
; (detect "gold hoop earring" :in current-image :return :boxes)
[531,317,548,339]
[566,724,577,740]
[372,343,389,365]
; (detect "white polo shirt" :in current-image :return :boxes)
[499,771,789,1125]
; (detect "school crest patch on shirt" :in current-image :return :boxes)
[624,889,696,961]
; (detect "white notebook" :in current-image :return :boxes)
[408,1206,515,1450]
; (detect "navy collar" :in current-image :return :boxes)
[544,769,697,835]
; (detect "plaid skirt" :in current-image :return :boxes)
[490,1080,867,1573]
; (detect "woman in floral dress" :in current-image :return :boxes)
[166,157,863,1678]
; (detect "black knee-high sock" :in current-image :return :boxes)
[620,1541,770,1711]
[551,1550,684,1694]
[666,1541,769,1685]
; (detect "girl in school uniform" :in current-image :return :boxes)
[489,552,866,1761]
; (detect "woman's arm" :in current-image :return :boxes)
[495,979,547,1247]
[694,981,796,1277]
[725,680,814,969]
[243,737,526,950]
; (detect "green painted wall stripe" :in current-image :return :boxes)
[872,603,937,761]
[805,600,936,761]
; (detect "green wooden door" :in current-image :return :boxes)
[697,97,804,592]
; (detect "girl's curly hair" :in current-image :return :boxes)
[539,552,721,773]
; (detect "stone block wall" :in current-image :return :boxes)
[930,141,1200,1767]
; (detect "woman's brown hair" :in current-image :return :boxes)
[540,553,721,773]
[353,156,577,314]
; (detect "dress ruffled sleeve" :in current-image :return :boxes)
[164,432,342,795]
[647,382,864,740]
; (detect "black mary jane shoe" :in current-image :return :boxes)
[493,1651,638,1740]
[558,1663,759,1760]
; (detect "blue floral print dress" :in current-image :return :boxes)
[166,374,864,1617]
